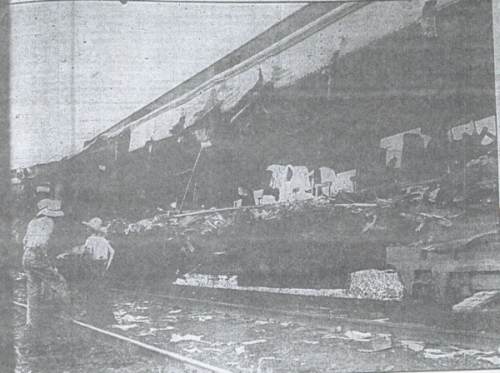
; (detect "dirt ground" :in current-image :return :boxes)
[14,280,500,373]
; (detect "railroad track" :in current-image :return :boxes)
[13,301,234,373]
[14,286,500,372]
[109,286,500,351]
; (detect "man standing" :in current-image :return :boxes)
[22,199,70,329]
[80,217,116,325]
[81,217,114,271]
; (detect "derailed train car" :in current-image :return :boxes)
[17,0,499,307]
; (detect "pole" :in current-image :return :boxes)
[69,0,76,155]
[13,302,233,373]
[179,146,203,213]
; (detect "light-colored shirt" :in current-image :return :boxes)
[23,216,54,249]
[84,235,114,261]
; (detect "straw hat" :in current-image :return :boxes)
[37,198,64,218]
[82,217,107,234]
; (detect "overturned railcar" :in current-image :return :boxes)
[21,0,499,305]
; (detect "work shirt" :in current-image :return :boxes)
[22,216,55,269]
[23,216,54,249]
[84,235,114,261]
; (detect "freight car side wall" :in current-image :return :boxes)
[30,0,494,224]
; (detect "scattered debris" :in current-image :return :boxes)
[423,348,456,359]
[175,276,351,297]
[174,274,238,288]
[192,315,214,322]
[357,334,392,353]
[302,340,319,345]
[344,330,372,341]
[321,334,345,340]
[138,326,175,336]
[182,346,202,354]
[235,345,245,355]
[170,334,204,343]
[478,356,500,366]
[203,347,225,353]
[242,339,267,346]
[401,340,425,352]
[111,324,138,331]
[257,357,278,373]
[255,320,271,325]
[452,348,493,357]
[120,314,150,323]
[372,318,390,323]
[138,330,155,337]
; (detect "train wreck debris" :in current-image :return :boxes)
[8,0,500,371]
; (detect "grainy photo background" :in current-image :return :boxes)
[5,1,500,372]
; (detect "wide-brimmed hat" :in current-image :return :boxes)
[37,198,64,218]
[82,217,107,233]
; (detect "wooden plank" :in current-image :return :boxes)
[452,291,500,313]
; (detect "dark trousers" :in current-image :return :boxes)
[23,249,70,328]
[78,260,116,326]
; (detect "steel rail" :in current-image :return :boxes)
[13,301,234,373]
[108,287,500,349]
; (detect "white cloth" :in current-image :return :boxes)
[319,167,336,196]
[266,164,313,202]
[379,128,430,168]
[261,195,277,205]
[266,165,287,191]
[334,169,356,193]
[84,235,114,261]
[23,216,54,248]
[449,122,474,141]
[253,189,264,205]
[266,164,288,202]
[288,165,313,201]
[474,116,496,145]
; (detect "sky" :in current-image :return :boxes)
[10,1,302,168]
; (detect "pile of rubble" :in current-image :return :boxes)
[108,153,496,240]
[102,153,497,298]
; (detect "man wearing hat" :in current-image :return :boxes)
[22,198,70,329]
[79,217,116,325]
[81,217,115,271]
